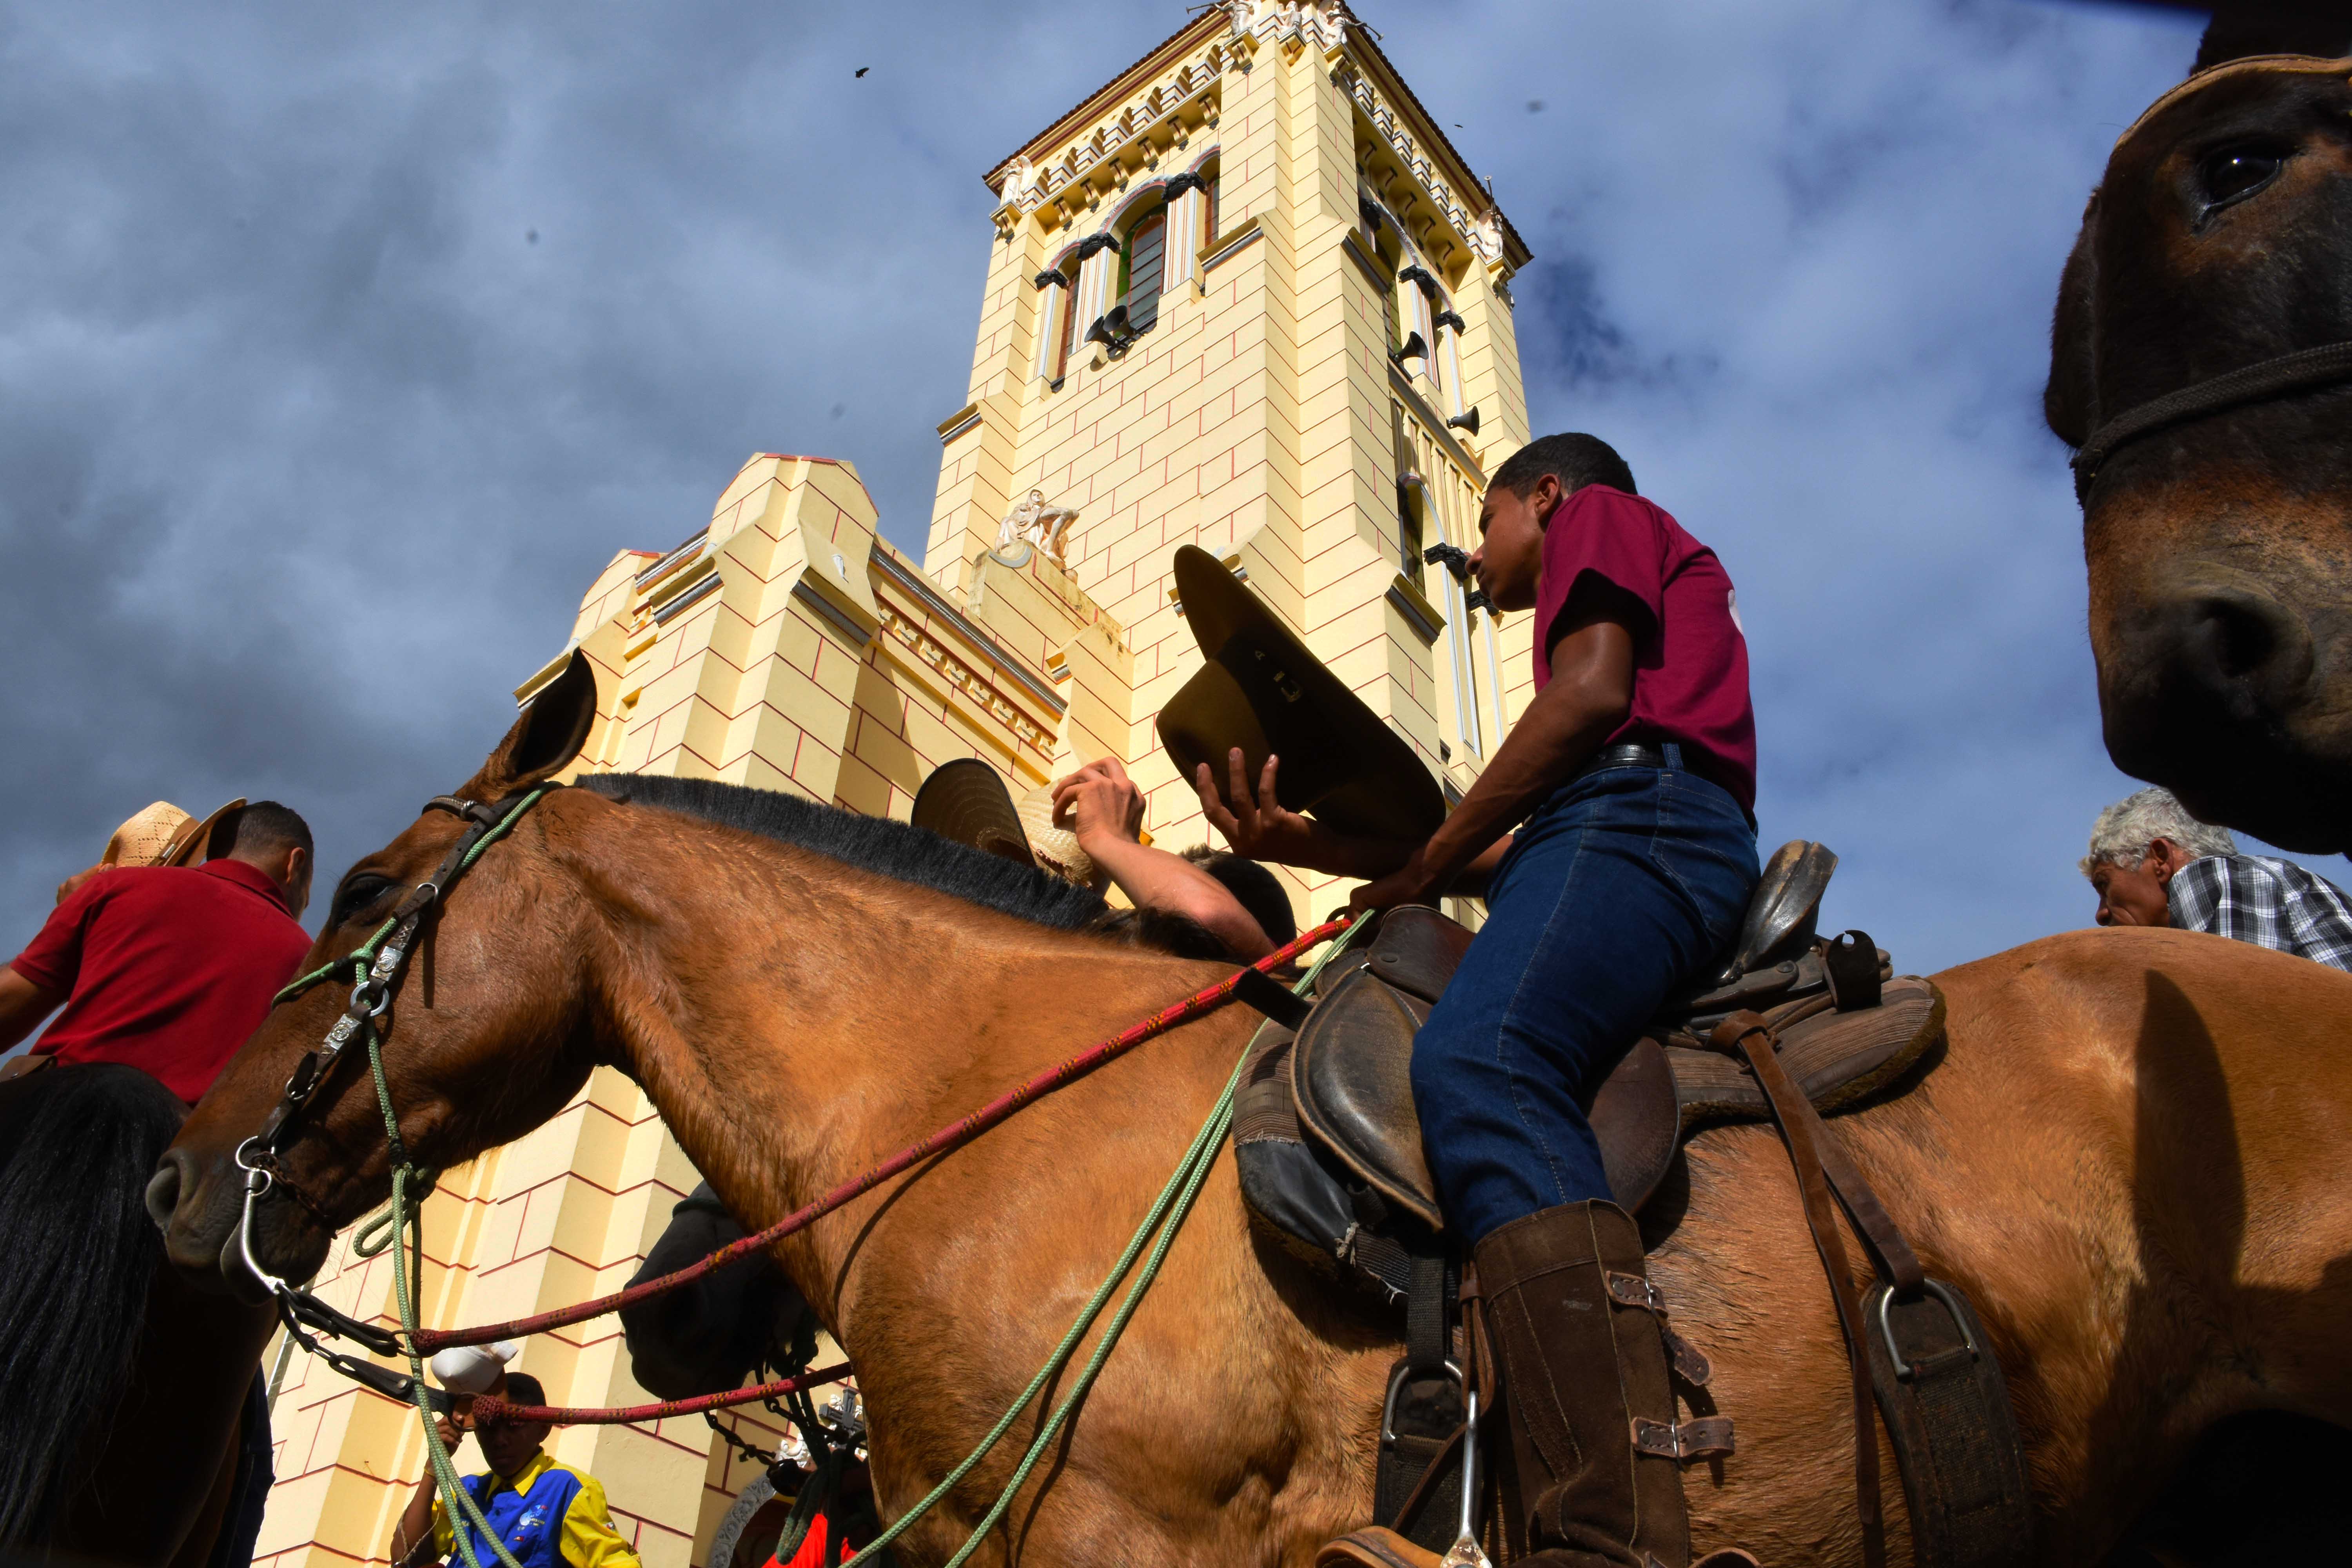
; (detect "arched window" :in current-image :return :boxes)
[1055,267,1081,381]
[1120,207,1167,331]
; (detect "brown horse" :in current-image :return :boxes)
[150,668,2352,1564]
[2047,16,2352,851]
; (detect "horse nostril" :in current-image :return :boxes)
[2201,594,2279,681]
[145,1158,185,1234]
[2171,586,2313,710]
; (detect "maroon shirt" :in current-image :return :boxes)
[1532,485,1757,815]
[9,860,311,1105]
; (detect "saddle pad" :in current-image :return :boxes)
[1288,971,1949,1238]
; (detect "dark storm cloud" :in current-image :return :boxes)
[0,1,2243,976]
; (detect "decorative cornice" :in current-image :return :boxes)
[935,403,982,443]
[866,545,1067,718]
[985,19,1234,220]
[1433,309,1466,334]
[1398,264,1439,296]
[1163,170,1208,199]
[1033,269,1069,289]
[1332,53,1523,273]
[1074,232,1123,260]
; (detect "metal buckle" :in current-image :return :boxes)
[1875,1278,1978,1381]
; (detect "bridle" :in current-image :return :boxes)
[2071,339,2352,504]
[229,786,555,1406]
[2070,54,2352,505]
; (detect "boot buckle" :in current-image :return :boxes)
[1631,1415,1736,1462]
[1605,1270,1666,1313]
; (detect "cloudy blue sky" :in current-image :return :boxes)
[0,0,2233,977]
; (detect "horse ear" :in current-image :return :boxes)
[2194,8,2352,74]
[470,650,600,797]
[2046,212,2099,449]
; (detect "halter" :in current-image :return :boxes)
[229,786,555,1407]
[2071,56,2352,505]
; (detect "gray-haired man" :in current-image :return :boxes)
[2082,786,2352,972]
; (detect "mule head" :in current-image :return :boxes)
[150,652,613,1296]
[2050,44,2352,851]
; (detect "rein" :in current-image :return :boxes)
[236,774,1354,1491]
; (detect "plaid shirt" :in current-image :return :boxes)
[2166,855,2352,973]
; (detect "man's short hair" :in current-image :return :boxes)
[1489,433,1637,502]
[2080,787,2236,878]
[1181,846,1298,945]
[210,801,313,864]
[503,1372,547,1409]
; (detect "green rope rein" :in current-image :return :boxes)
[317,793,548,1568]
[840,920,1368,1567]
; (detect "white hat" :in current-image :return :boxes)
[429,1339,523,1394]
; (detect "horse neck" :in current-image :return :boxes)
[566,809,1246,1331]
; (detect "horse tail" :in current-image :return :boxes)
[0,1062,187,1546]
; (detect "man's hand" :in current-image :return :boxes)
[1349,849,1449,913]
[1053,758,1147,849]
[1194,751,1324,866]
[55,864,105,905]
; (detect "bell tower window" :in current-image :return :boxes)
[1120,208,1167,331]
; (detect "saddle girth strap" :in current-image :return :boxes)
[1717,1010,1888,1568]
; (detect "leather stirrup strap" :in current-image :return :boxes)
[1717,1010,1887,1568]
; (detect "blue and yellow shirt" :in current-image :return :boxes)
[430,1450,641,1568]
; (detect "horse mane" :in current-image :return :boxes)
[573,773,1115,933]
[0,1063,186,1545]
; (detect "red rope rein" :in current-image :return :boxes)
[472,1359,855,1427]
[408,915,1351,1355]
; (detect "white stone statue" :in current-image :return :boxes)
[995,489,1080,566]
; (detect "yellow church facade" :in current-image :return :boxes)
[253,7,1536,1567]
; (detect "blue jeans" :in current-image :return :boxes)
[1411,748,1760,1244]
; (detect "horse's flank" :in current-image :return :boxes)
[162,750,2352,1564]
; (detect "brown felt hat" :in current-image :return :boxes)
[1156,546,1445,843]
[910,760,1097,888]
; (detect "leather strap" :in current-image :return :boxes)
[1717,1010,1887,1568]
[2071,338,2352,502]
[1233,965,1313,1031]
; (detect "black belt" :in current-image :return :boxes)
[1571,742,1669,782]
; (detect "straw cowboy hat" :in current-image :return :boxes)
[910,760,1100,887]
[103,797,247,869]
[1155,545,1445,842]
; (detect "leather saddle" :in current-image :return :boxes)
[1236,841,1947,1301]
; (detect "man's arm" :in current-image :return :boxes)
[1192,750,1423,881]
[1056,759,1275,959]
[0,967,62,1053]
[1349,603,1637,911]
[390,1417,464,1568]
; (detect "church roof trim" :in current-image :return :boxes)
[982,12,1219,194]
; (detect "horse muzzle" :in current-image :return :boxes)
[2096,563,2352,850]
[146,1148,278,1301]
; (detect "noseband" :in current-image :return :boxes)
[2071,339,2352,504]
[2071,55,2352,505]
[229,786,554,1402]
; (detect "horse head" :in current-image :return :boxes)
[2049,24,2352,851]
[149,653,608,1296]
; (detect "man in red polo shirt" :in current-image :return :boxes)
[0,800,315,1105]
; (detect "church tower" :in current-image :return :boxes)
[246,11,1532,1568]
[927,0,1534,902]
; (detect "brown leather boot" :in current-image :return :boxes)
[1476,1200,1712,1568]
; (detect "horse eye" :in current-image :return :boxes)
[2198,145,2285,209]
[334,875,392,923]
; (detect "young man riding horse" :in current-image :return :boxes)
[1200,433,1761,1568]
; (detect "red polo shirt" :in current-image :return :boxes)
[9,860,312,1105]
[1532,485,1758,815]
